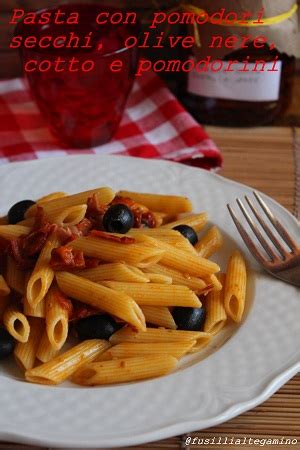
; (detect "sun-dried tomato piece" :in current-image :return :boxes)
[7,205,57,269]
[76,218,93,236]
[9,220,56,269]
[70,301,100,321]
[84,257,100,269]
[55,218,93,246]
[111,196,137,209]
[32,205,48,231]
[54,290,73,317]
[55,226,74,245]
[90,230,135,244]
[85,194,107,227]
[21,224,55,257]
[50,246,85,271]
[9,238,36,269]
[141,211,157,228]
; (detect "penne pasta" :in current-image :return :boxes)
[204,274,227,335]
[17,217,35,227]
[72,355,178,386]
[143,264,208,294]
[161,213,208,232]
[23,271,45,318]
[45,288,69,350]
[49,204,87,227]
[141,306,176,329]
[129,229,198,255]
[26,187,115,218]
[0,225,30,240]
[188,333,212,353]
[146,273,172,284]
[26,339,110,385]
[1,186,248,387]
[0,216,8,225]
[36,330,59,363]
[14,317,44,371]
[195,226,223,258]
[152,211,176,227]
[138,235,219,278]
[0,275,10,296]
[77,263,149,283]
[37,192,68,203]
[103,281,201,307]
[110,327,210,349]
[129,228,183,237]
[99,342,194,360]
[5,257,26,295]
[163,236,198,254]
[204,274,223,292]
[26,232,59,307]
[3,304,30,343]
[117,190,193,214]
[23,295,46,318]
[68,236,164,268]
[56,272,146,331]
[224,250,247,323]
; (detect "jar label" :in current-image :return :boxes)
[187,61,282,102]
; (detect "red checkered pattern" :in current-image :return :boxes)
[0,71,222,169]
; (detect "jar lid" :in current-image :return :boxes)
[188,0,298,57]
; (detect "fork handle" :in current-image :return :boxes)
[272,255,300,287]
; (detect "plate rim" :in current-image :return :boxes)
[0,154,299,448]
[1,153,299,227]
[0,362,299,449]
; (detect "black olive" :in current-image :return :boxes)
[8,200,36,224]
[0,328,15,360]
[75,314,123,340]
[173,225,198,246]
[172,307,206,331]
[103,204,134,234]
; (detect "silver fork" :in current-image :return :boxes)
[227,191,300,287]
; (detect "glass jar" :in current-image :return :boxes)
[102,0,184,95]
[179,0,298,127]
[180,45,296,126]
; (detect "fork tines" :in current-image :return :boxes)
[227,191,298,265]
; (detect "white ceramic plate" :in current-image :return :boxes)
[0,155,299,448]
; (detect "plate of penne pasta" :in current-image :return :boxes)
[0,155,299,448]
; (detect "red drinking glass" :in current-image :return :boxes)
[16,4,139,148]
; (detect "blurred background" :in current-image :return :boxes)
[0,0,299,126]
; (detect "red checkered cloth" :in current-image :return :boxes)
[0,71,222,169]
